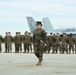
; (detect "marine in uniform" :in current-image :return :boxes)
[4,32,13,53]
[61,33,68,54]
[68,33,75,54]
[52,34,57,54]
[44,32,49,53]
[48,33,53,54]
[28,33,33,53]
[14,32,22,53]
[0,34,3,53]
[33,22,46,65]
[55,33,61,54]
[74,37,76,54]
[23,32,31,53]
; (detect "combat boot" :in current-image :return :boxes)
[4,51,7,53]
[69,51,71,54]
[20,50,22,53]
[36,59,42,65]
[23,51,26,53]
[9,50,12,53]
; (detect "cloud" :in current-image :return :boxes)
[0,10,33,22]
[0,0,76,34]
[0,1,76,17]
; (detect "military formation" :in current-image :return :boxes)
[44,32,76,54]
[0,31,33,53]
[0,21,76,56]
[0,22,76,65]
[0,31,76,54]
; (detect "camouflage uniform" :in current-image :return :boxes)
[74,38,76,54]
[14,32,22,53]
[48,33,54,54]
[52,34,57,54]
[28,33,33,53]
[0,35,3,53]
[33,24,46,65]
[61,33,68,54]
[4,32,13,53]
[44,33,49,53]
[55,33,61,54]
[68,33,74,54]
[23,32,32,53]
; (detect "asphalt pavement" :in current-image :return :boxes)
[0,53,76,75]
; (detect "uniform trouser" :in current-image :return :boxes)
[75,44,76,53]
[0,43,2,52]
[15,43,20,53]
[69,44,74,53]
[59,44,62,53]
[34,43,45,61]
[8,44,12,52]
[20,43,22,51]
[5,43,12,52]
[24,43,29,52]
[5,43,7,52]
[29,44,32,52]
[55,43,60,53]
[15,43,22,53]
[62,43,68,54]
[52,43,57,53]
[48,43,52,53]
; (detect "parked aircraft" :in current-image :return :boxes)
[26,16,76,36]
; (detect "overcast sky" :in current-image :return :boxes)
[0,0,76,36]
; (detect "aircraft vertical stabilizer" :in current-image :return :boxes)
[42,18,54,30]
[26,17,36,34]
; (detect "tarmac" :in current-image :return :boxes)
[0,53,76,75]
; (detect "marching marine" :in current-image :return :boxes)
[33,22,46,65]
